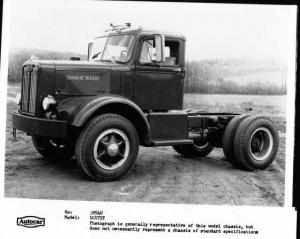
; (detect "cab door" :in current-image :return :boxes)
[134,35,184,110]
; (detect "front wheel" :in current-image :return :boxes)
[75,114,139,181]
[173,140,214,158]
[32,136,74,160]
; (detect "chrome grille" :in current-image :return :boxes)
[21,65,37,114]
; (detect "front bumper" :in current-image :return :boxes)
[12,112,68,138]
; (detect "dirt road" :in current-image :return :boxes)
[4,88,286,206]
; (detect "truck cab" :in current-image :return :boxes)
[87,26,186,110]
[12,24,279,181]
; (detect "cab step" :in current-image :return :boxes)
[152,139,193,146]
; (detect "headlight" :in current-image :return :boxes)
[16,93,21,105]
[42,95,57,111]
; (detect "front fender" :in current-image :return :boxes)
[57,94,147,125]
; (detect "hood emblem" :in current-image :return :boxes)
[66,75,101,81]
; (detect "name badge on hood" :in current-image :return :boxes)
[66,75,101,81]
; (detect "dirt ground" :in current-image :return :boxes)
[4,86,286,206]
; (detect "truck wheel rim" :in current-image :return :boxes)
[194,141,209,149]
[93,128,130,170]
[249,127,273,161]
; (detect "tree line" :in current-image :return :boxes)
[184,60,286,95]
[8,48,85,83]
[8,48,286,95]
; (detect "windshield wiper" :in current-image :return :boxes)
[91,51,102,59]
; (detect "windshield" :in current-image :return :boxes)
[89,37,108,61]
[102,35,135,63]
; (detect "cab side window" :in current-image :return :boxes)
[139,36,180,66]
[162,39,180,66]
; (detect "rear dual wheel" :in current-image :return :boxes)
[233,116,279,170]
[222,114,250,166]
[223,115,279,170]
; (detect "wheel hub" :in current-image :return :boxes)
[107,143,119,157]
[249,127,273,161]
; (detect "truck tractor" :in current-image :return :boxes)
[12,23,279,181]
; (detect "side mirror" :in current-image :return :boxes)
[87,42,93,60]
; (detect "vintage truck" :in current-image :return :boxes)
[12,23,279,181]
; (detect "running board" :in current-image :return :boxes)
[152,139,193,146]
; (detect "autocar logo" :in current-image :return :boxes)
[17,216,45,228]
[66,74,101,81]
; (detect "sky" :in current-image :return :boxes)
[4,0,297,61]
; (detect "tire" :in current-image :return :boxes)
[75,114,139,181]
[32,136,75,160]
[173,140,214,158]
[222,114,250,166]
[233,115,279,171]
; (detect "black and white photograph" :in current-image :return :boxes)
[3,0,296,205]
[0,0,298,238]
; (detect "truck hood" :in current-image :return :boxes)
[51,60,112,96]
[25,59,117,69]
[24,59,117,96]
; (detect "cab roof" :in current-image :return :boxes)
[95,26,186,40]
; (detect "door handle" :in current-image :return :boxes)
[181,67,185,78]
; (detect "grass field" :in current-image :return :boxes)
[224,71,285,87]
